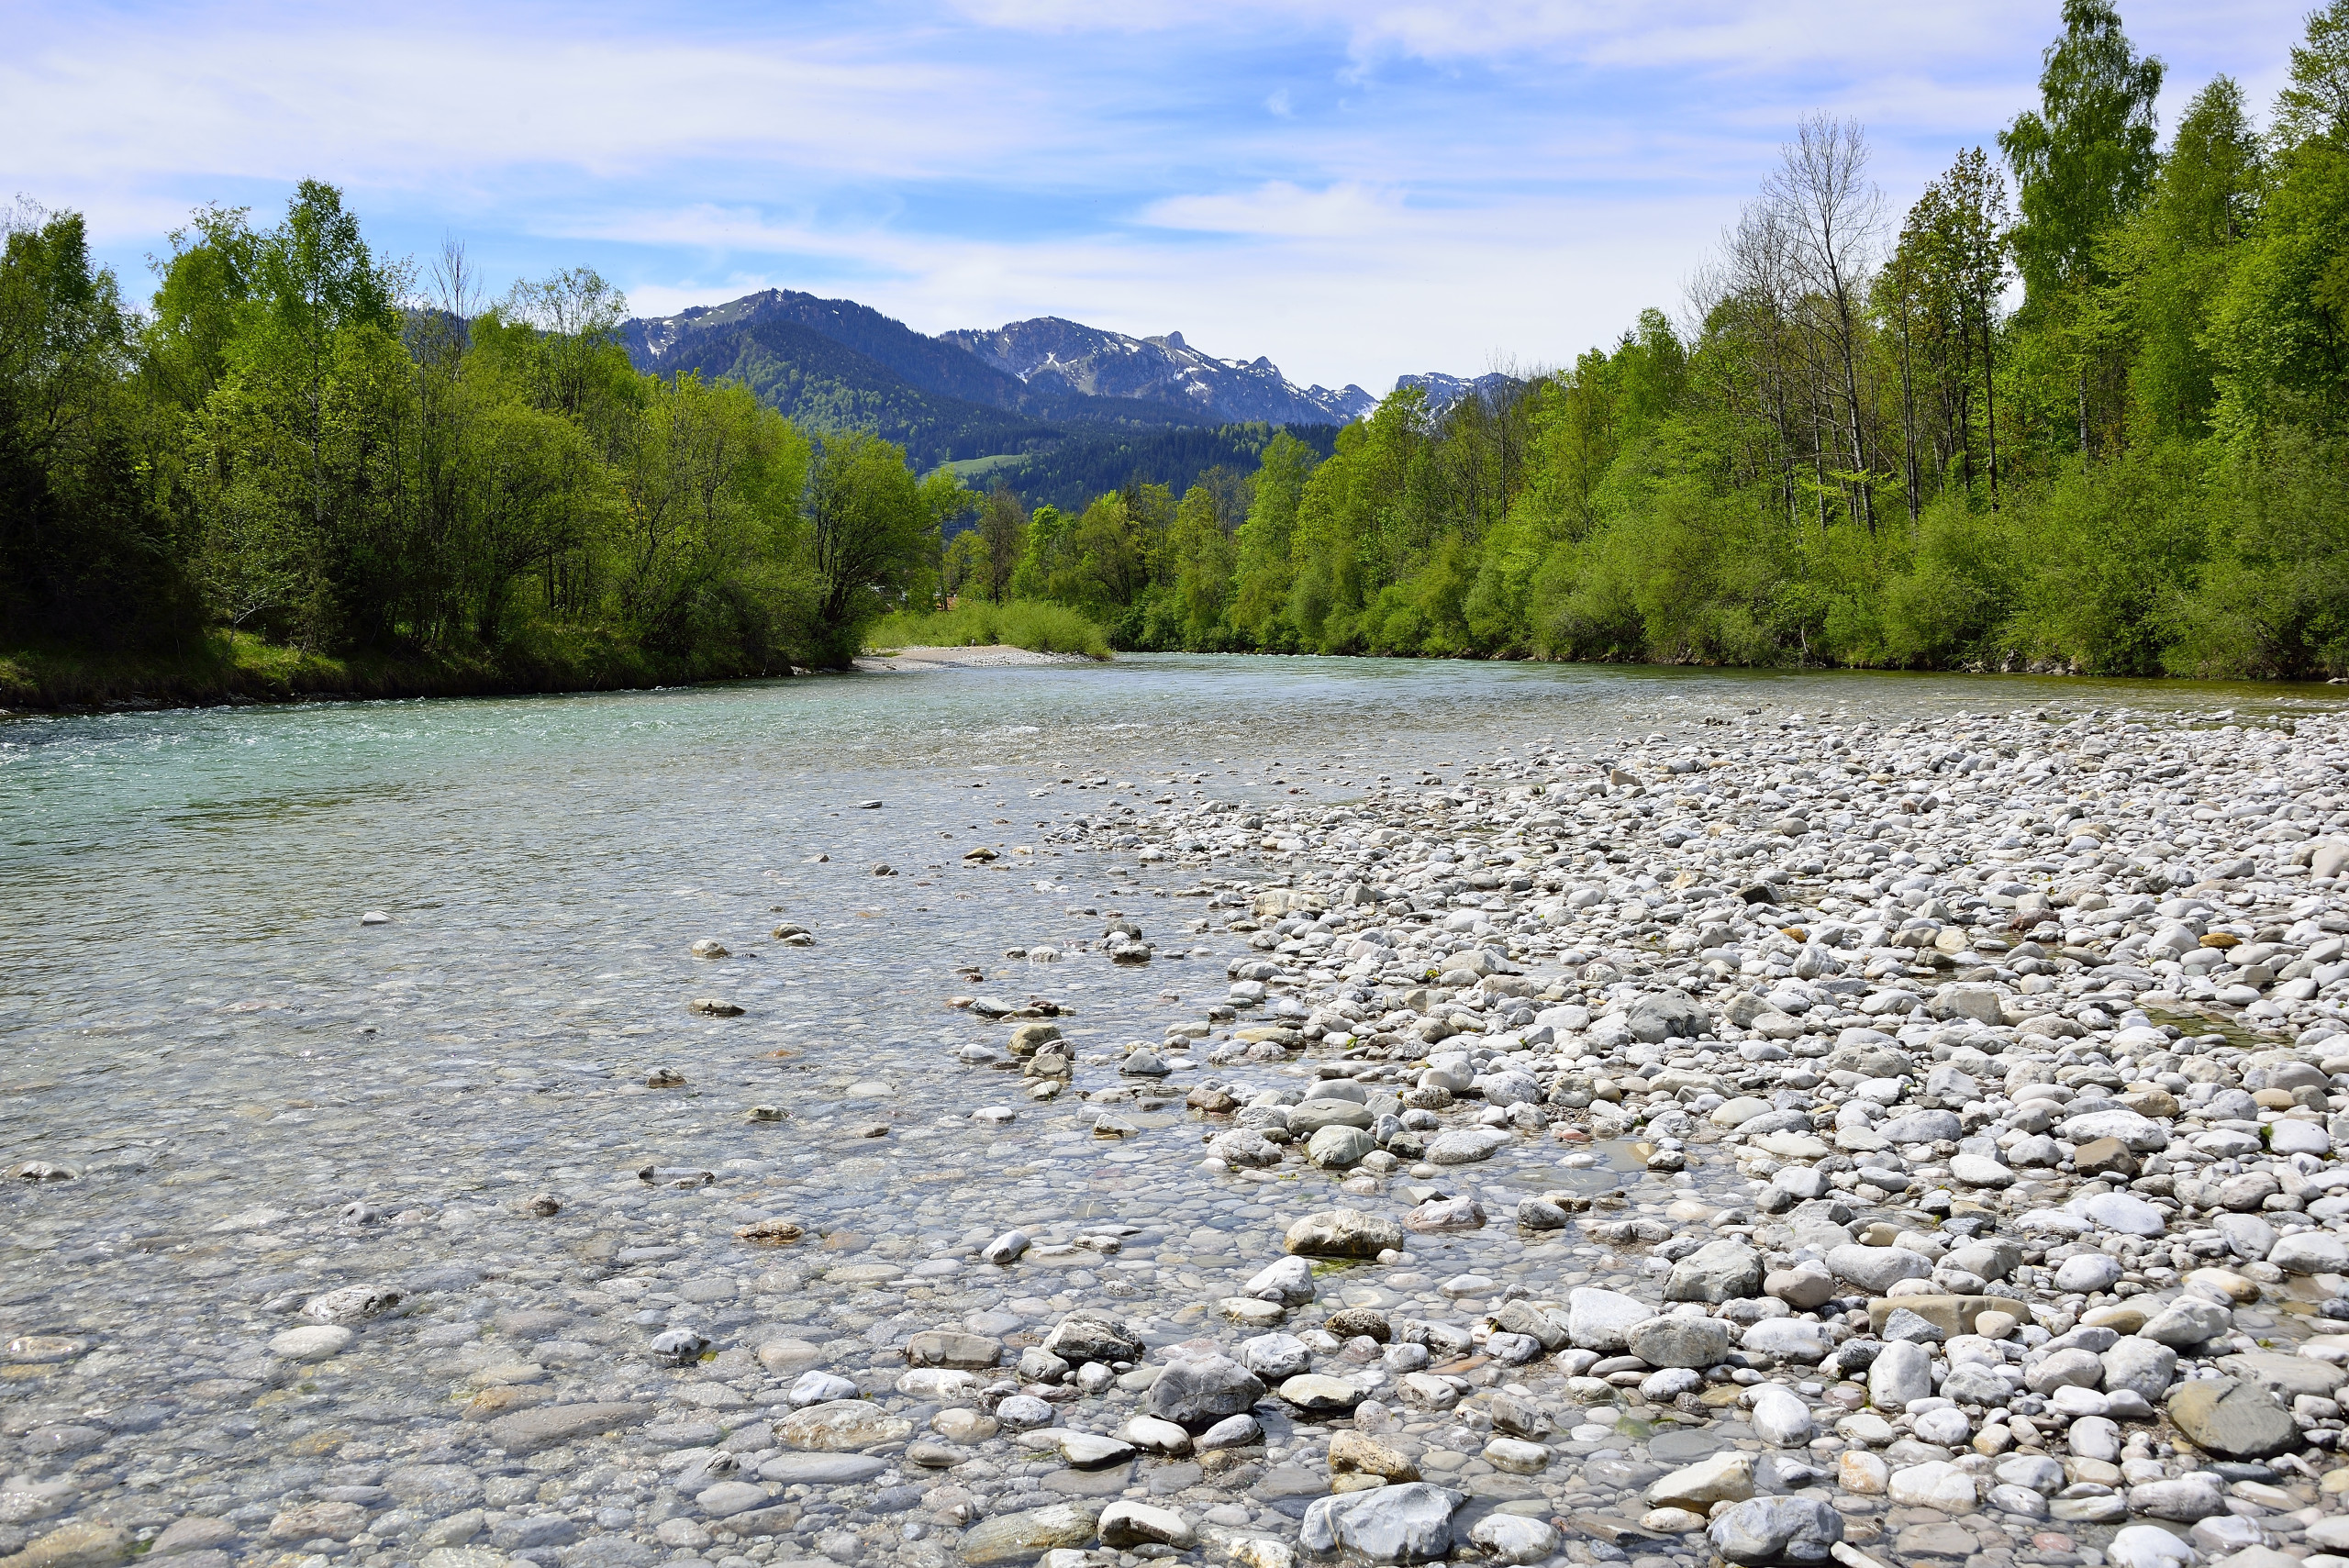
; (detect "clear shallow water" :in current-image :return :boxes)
[0,655,2338,1557]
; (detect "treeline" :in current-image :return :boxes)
[953,1,2349,678]
[952,423,1339,516]
[1,184,956,681]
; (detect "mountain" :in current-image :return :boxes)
[628,314,1069,468]
[941,318,1375,428]
[618,289,1226,468]
[618,289,1381,473]
[1394,371,1522,417]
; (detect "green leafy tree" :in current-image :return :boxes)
[0,204,195,644]
[2000,0,2165,455]
[2277,0,2349,146]
[802,429,946,662]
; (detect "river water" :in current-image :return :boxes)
[0,656,2334,1568]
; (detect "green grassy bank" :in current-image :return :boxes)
[862,601,1113,660]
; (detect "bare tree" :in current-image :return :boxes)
[1763,114,1886,531]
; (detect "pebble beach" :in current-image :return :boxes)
[5,669,2346,1568]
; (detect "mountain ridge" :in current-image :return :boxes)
[616,286,1496,477]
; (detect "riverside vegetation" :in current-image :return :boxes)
[14,5,2349,705]
[7,675,2349,1568]
[940,3,2349,680]
[0,191,965,707]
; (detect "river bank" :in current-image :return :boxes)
[1,665,2343,1568]
[0,632,808,717]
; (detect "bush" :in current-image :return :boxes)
[863,599,1111,659]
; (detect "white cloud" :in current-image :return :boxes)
[6,0,2323,395]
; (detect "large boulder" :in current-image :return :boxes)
[2166,1377,2299,1460]
[1664,1240,1763,1303]
[1147,1351,1267,1430]
[1708,1496,1842,1565]
[1564,1288,1650,1352]
[1627,1316,1733,1369]
[1298,1483,1464,1564]
[1286,1210,1405,1259]
[960,1504,1102,1566]
[1042,1312,1143,1366]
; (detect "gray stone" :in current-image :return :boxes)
[959,1503,1102,1566]
[2099,1339,2178,1402]
[1825,1244,1932,1294]
[1629,990,1709,1040]
[1564,1287,1650,1352]
[2212,1213,2277,1262]
[1241,1333,1313,1380]
[1663,1239,1763,1303]
[1747,1385,1814,1448]
[906,1330,1003,1369]
[1876,1111,1963,1145]
[1468,1514,1557,1565]
[2138,1297,2232,1349]
[1286,1210,1406,1259]
[1707,1495,1844,1565]
[1298,1482,1464,1564]
[756,1454,886,1485]
[2166,1377,2299,1460]
[2126,1474,2227,1522]
[1626,1316,1732,1368]
[1042,1312,1143,1365]
[2270,1230,2349,1274]
[1148,1352,1267,1429]
[1245,1257,1318,1306]
[2078,1190,2166,1236]
[1289,1101,1376,1136]
[1424,1128,1511,1165]
[1868,1340,1932,1408]
[1308,1126,1375,1169]
[2060,1109,2169,1152]
[486,1401,647,1454]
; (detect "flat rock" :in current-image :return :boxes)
[777,1399,916,1451]
[959,1503,1102,1565]
[486,1401,647,1453]
[2166,1377,2299,1460]
[757,1453,887,1485]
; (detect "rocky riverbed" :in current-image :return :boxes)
[5,692,2348,1568]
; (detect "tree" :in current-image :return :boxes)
[2102,77,2261,440]
[2000,0,2165,455]
[803,429,944,662]
[2277,0,2349,147]
[974,485,1027,601]
[143,206,260,414]
[1765,116,1886,530]
[2001,0,2166,302]
[1882,148,2011,512]
[0,203,194,644]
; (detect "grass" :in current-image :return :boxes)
[863,600,1113,659]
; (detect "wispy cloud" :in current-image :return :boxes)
[4,0,2318,392]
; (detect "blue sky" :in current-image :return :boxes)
[5,0,2316,393]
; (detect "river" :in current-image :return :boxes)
[0,655,2336,1568]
